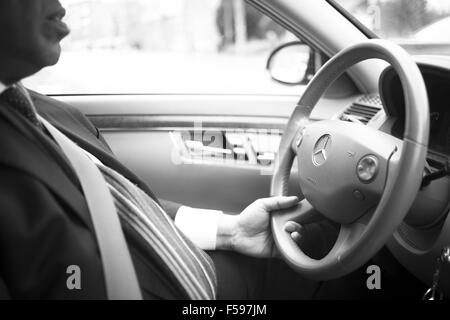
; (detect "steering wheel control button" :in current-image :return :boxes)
[312,134,331,166]
[357,155,379,183]
[294,128,307,150]
[353,189,365,201]
[295,134,303,148]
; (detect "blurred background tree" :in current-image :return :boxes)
[215,0,285,51]
[379,0,443,37]
[341,0,448,37]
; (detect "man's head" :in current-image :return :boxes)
[0,0,70,84]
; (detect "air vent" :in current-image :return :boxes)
[340,95,382,125]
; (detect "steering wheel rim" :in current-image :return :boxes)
[270,39,430,280]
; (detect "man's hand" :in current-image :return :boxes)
[216,196,304,258]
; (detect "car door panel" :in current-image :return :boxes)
[53,94,355,212]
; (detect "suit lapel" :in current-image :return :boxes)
[54,122,159,202]
[0,103,94,230]
[31,93,159,203]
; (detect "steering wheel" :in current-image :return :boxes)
[271,39,430,280]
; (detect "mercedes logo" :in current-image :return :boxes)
[312,134,331,166]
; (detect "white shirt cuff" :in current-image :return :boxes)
[174,206,223,250]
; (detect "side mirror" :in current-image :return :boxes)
[266,41,316,85]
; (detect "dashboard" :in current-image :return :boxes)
[380,58,450,164]
[374,56,450,296]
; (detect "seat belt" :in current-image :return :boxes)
[39,116,142,300]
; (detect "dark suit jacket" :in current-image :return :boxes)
[0,91,185,299]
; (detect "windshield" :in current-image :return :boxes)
[334,0,450,56]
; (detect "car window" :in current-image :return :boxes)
[334,0,450,56]
[23,0,310,96]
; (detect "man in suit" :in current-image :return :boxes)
[0,0,337,300]
[0,0,426,300]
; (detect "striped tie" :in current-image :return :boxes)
[86,153,218,299]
